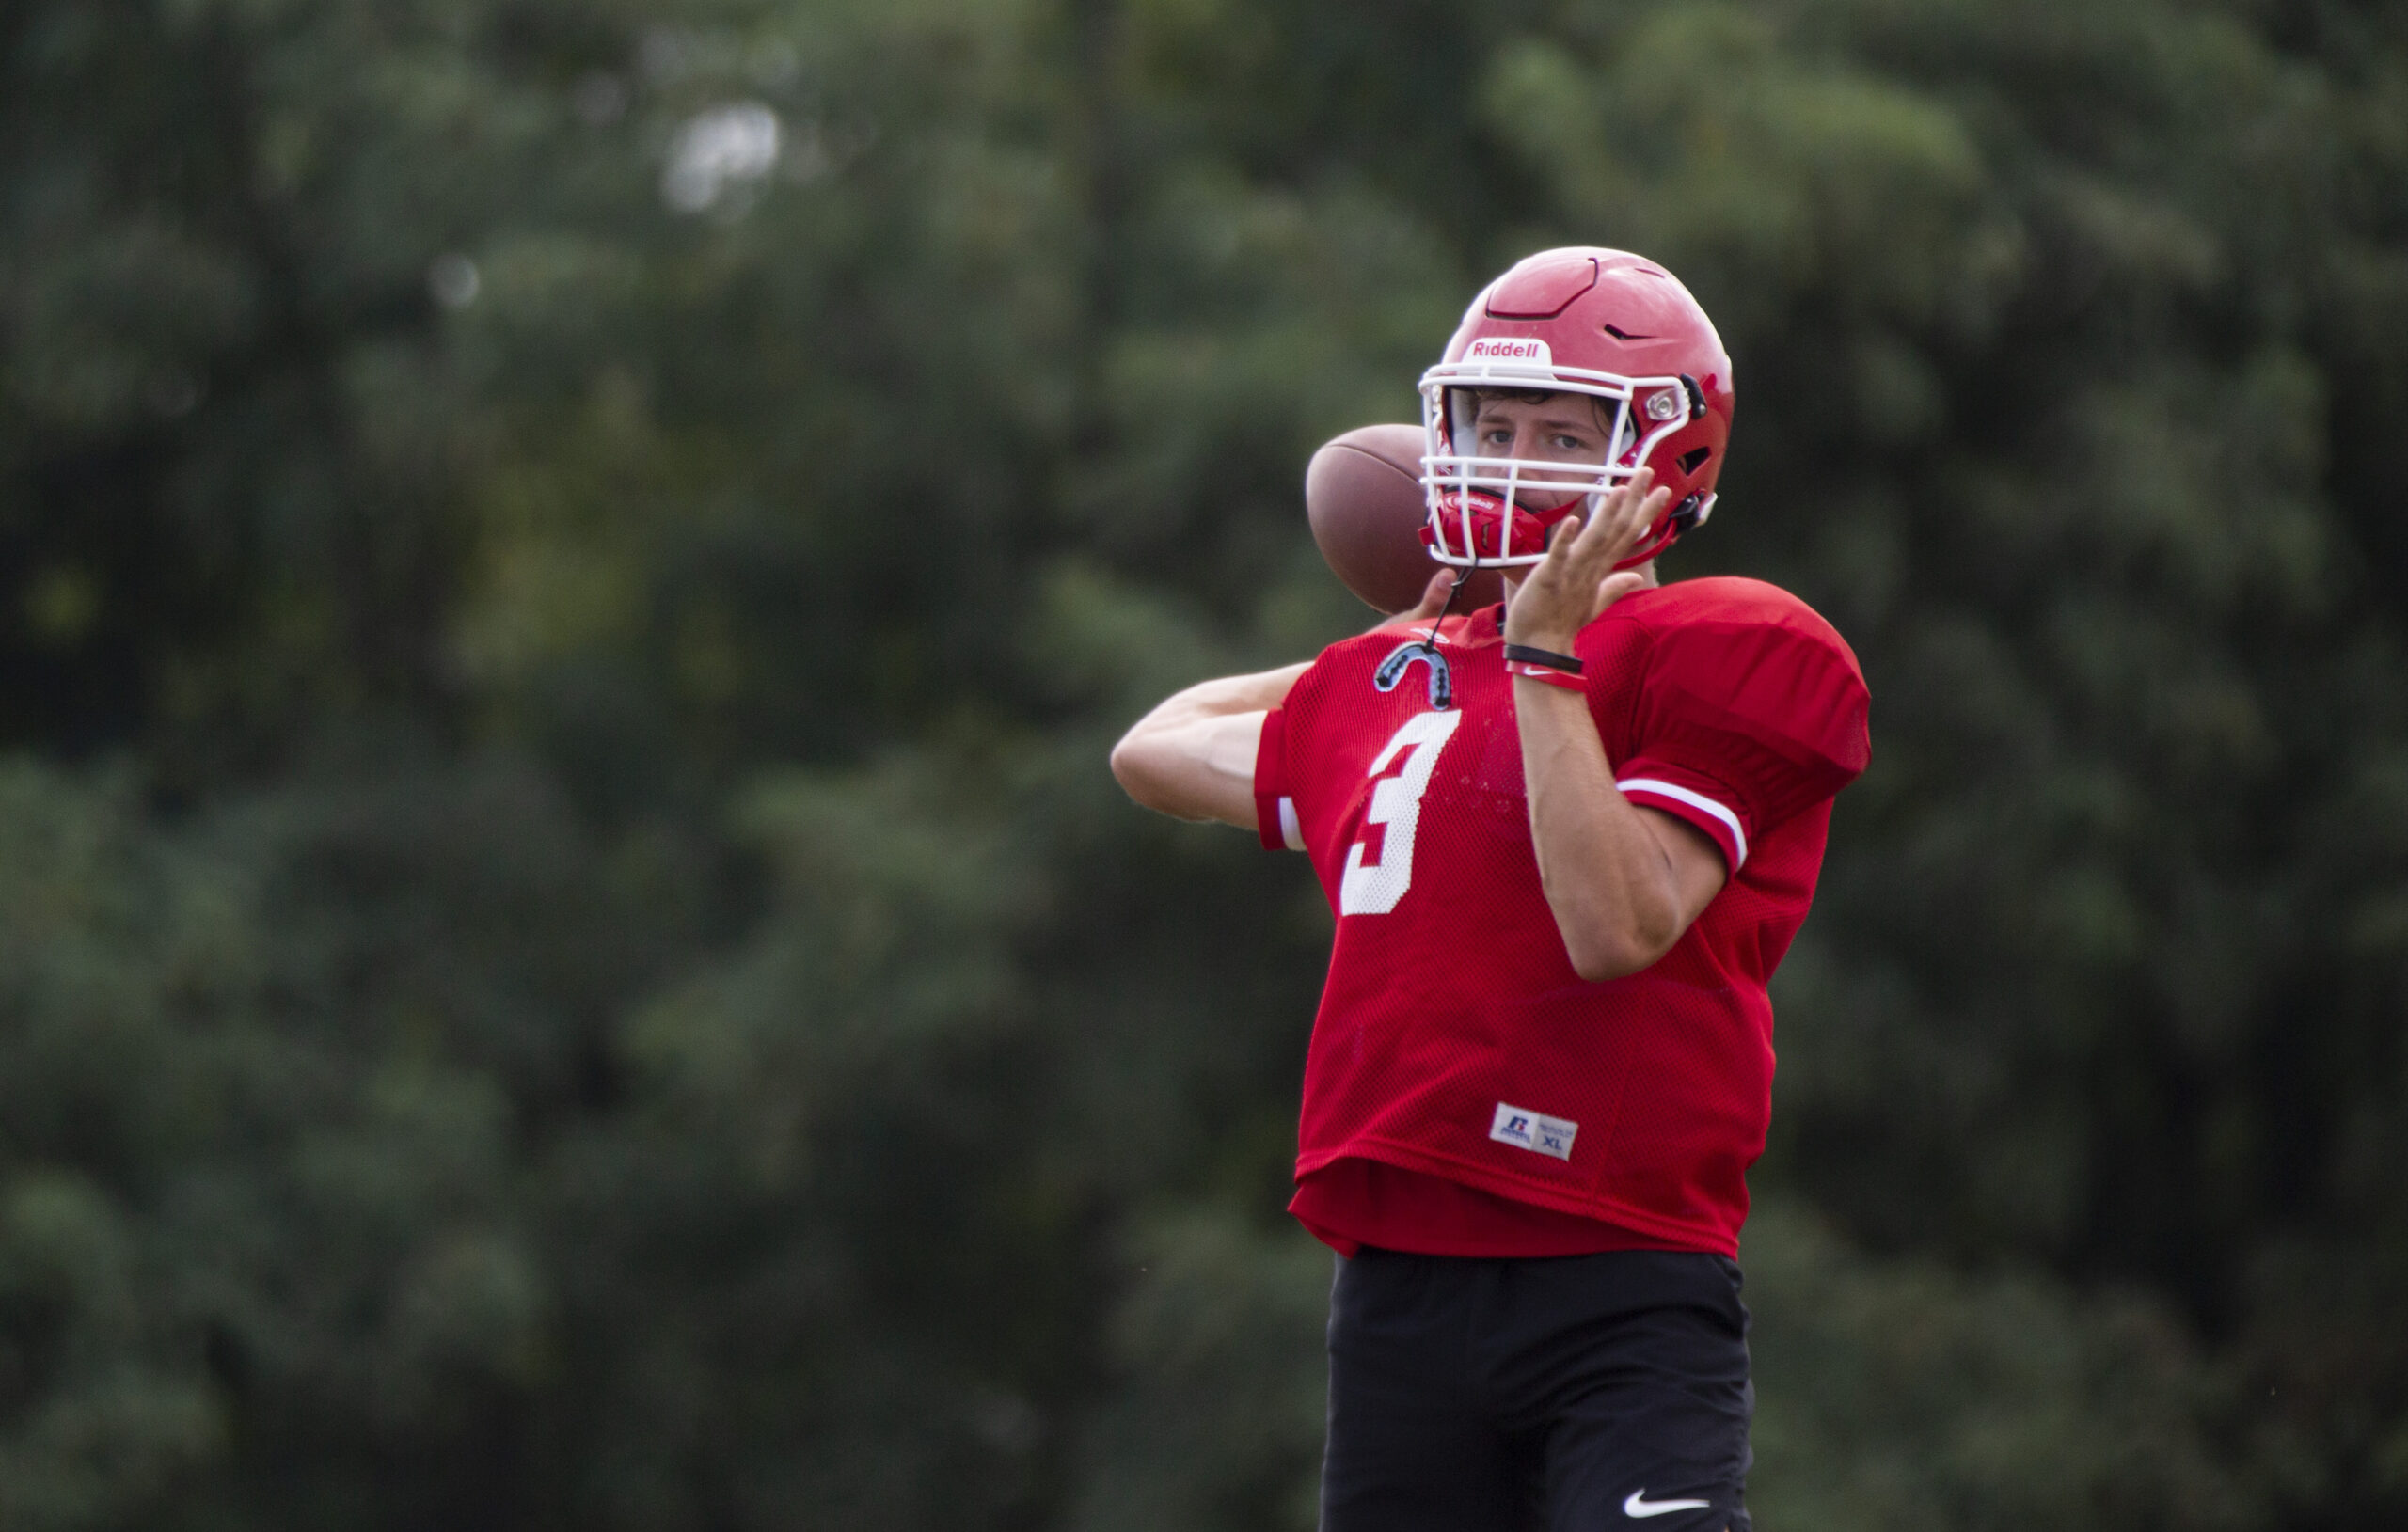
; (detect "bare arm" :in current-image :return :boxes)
[1111,572,1461,830]
[1110,663,1308,828]
[1504,470,1729,981]
[1513,683,1728,980]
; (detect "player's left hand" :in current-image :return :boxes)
[1501,468,1670,654]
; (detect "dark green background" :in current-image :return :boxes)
[4,1,2406,1526]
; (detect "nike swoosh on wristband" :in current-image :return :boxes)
[1624,1489,1714,1519]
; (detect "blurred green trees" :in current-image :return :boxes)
[4,0,2407,1526]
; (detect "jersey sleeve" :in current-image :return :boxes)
[1253,705,1305,851]
[1611,618,1870,872]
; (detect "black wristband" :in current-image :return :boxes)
[1501,643,1583,676]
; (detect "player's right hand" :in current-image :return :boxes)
[1367,569,1458,633]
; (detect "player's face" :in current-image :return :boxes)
[1467,392,1616,510]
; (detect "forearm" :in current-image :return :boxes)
[1110,662,1310,827]
[1126,663,1309,734]
[1514,684,1693,979]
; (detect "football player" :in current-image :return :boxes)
[1111,248,1871,1532]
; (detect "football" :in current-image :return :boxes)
[1306,424,1505,614]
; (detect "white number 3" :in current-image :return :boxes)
[1339,710,1464,916]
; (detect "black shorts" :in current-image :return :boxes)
[1321,1247,1752,1532]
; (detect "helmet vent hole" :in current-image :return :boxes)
[1601,324,1656,340]
[1677,447,1712,474]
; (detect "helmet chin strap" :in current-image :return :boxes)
[1412,565,1471,703]
[1425,565,1470,642]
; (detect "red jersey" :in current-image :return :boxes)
[1255,576,1869,1256]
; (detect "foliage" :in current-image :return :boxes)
[3,0,2407,1527]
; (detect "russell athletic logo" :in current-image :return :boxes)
[1490,1102,1577,1161]
[1465,336,1553,368]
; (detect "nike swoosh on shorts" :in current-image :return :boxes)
[1624,1489,1714,1518]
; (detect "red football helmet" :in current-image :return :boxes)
[1419,247,1734,572]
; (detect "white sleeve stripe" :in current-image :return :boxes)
[1615,777,1747,869]
[1278,796,1305,852]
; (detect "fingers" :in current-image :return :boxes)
[1560,470,1668,569]
[1371,567,1459,630]
[1601,470,1669,541]
[1506,469,1671,646]
[1516,514,1575,583]
[1596,570,1648,608]
[1406,567,1454,617]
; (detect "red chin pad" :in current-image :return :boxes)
[1420,490,1578,562]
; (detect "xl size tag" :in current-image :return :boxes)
[1490,1102,1577,1161]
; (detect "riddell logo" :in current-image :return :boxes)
[1466,337,1552,367]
